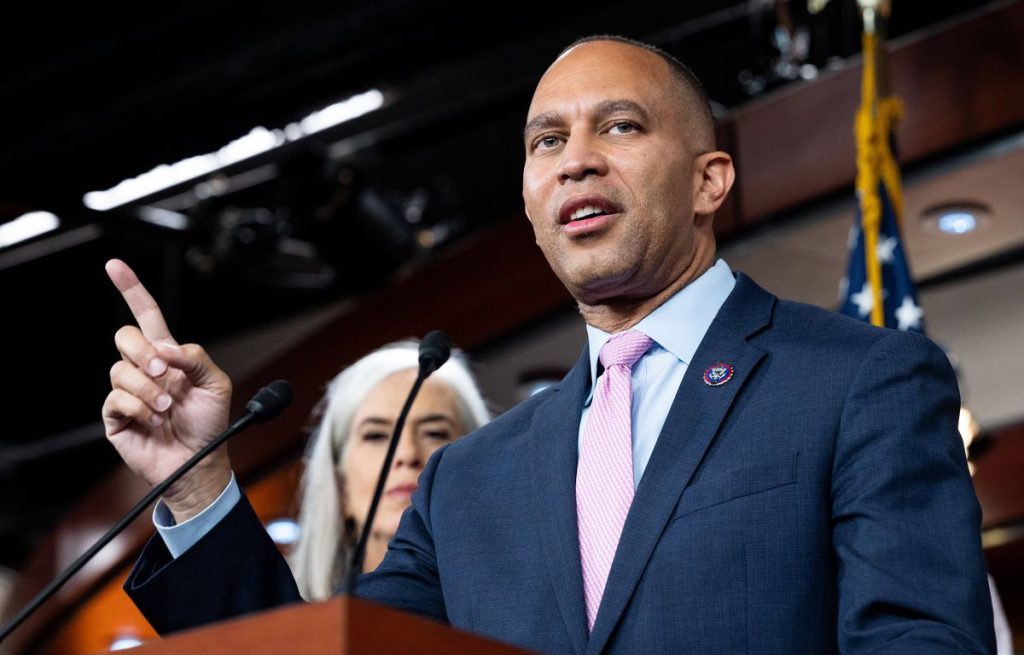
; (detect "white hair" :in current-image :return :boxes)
[288,340,490,600]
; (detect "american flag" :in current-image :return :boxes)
[838,25,924,333]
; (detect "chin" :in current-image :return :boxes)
[565,264,640,304]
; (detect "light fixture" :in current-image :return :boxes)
[83,90,385,212]
[0,211,60,248]
[265,518,301,546]
[109,635,145,650]
[920,202,989,236]
[937,212,977,235]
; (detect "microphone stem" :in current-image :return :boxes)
[345,372,426,593]
[0,411,256,644]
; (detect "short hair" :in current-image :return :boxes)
[561,35,716,149]
[288,340,491,600]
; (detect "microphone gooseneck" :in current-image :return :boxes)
[0,380,293,645]
[345,332,451,593]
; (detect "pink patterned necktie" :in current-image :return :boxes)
[577,329,653,632]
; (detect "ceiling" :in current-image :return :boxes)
[0,0,1015,573]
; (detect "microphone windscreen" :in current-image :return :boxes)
[245,380,294,422]
[419,330,451,377]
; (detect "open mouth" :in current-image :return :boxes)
[559,196,621,225]
[568,205,612,222]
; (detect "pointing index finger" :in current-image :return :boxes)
[105,258,176,344]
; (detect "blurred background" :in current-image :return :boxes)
[1,0,1022,652]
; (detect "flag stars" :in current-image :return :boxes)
[850,282,889,318]
[850,282,876,317]
[876,236,898,264]
[895,295,924,331]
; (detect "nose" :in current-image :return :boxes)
[392,428,423,469]
[556,134,608,183]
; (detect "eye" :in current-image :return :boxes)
[362,431,390,442]
[532,134,563,151]
[608,121,638,135]
[422,429,453,441]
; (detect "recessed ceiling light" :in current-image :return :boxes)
[938,212,977,234]
[920,203,989,236]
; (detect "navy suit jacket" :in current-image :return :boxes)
[127,275,995,654]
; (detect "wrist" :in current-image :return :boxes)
[162,451,233,523]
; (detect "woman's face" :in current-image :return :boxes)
[340,369,467,539]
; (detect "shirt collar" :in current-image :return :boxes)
[584,259,736,394]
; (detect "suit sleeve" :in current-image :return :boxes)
[831,330,995,654]
[124,493,302,634]
[354,444,449,623]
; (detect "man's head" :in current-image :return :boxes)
[522,36,734,324]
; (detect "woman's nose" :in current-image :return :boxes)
[392,430,423,468]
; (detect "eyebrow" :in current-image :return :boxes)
[523,99,651,143]
[356,413,455,430]
[523,111,563,143]
[356,417,392,429]
[412,413,456,427]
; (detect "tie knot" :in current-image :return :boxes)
[600,330,653,369]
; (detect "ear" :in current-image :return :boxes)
[693,151,735,217]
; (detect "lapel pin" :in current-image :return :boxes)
[703,362,734,387]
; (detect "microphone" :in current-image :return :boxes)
[344,333,451,593]
[418,330,451,377]
[0,380,294,644]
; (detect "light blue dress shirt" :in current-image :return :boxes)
[157,259,736,556]
[154,473,241,557]
[579,259,735,488]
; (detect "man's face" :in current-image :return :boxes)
[522,41,706,306]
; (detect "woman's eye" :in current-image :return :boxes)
[362,431,389,442]
[423,430,452,441]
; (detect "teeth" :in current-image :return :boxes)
[570,205,605,221]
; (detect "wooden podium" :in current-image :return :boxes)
[119,596,534,655]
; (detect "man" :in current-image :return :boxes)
[105,36,995,653]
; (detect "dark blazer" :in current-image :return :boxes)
[127,275,995,654]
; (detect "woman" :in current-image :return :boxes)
[288,340,490,600]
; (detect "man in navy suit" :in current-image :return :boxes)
[105,36,995,653]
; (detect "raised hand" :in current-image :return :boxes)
[101,259,234,522]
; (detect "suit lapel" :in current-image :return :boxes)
[529,348,590,655]
[586,275,775,654]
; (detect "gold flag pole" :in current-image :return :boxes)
[854,0,901,327]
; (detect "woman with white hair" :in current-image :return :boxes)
[288,340,490,601]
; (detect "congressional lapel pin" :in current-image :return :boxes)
[703,362,734,387]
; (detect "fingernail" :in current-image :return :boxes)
[150,414,164,427]
[148,358,167,376]
[156,394,172,412]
